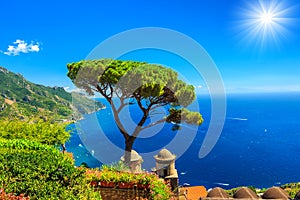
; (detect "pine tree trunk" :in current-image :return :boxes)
[124,137,134,171]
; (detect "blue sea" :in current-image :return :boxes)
[66,92,300,189]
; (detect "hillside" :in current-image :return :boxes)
[0,66,103,121]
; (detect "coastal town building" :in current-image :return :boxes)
[119,149,299,200]
[120,150,143,173]
[205,187,229,199]
[233,187,259,199]
[200,186,294,200]
[262,187,290,199]
[153,148,179,193]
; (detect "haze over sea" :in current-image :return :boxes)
[66,92,300,189]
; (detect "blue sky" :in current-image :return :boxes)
[0,0,299,94]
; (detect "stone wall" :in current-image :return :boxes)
[96,188,151,200]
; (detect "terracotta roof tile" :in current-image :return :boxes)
[181,186,207,200]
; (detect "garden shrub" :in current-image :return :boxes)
[0,139,101,200]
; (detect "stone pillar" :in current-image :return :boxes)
[169,161,176,175]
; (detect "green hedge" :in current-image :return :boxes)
[0,139,101,200]
[86,164,173,200]
[0,120,70,146]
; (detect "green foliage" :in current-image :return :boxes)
[67,59,198,107]
[247,185,257,193]
[67,59,144,95]
[67,59,203,131]
[149,178,173,200]
[0,66,104,121]
[0,139,102,199]
[280,182,300,197]
[225,187,238,196]
[167,108,203,125]
[0,120,70,146]
[100,162,129,172]
[85,166,173,199]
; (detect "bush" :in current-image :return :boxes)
[0,139,101,200]
[85,165,173,200]
[0,120,70,146]
[280,182,300,197]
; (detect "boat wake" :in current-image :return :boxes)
[214,182,230,186]
[228,117,248,121]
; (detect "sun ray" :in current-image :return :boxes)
[237,0,294,49]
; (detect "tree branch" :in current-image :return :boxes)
[108,84,114,98]
[132,114,147,138]
[96,84,129,140]
[117,102,130,113]
[131,98,156,138]
[136,97,146,113]
[116,96,131,113]
[141,118,166,130]
[96,84,110,101]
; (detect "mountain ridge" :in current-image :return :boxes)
[0,66,103,121]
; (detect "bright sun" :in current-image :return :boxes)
[239,0,292,47]
[261,12,274,24]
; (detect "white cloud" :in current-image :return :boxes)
[3,40,40,56]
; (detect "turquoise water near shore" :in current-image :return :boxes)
[66,92,300,189]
